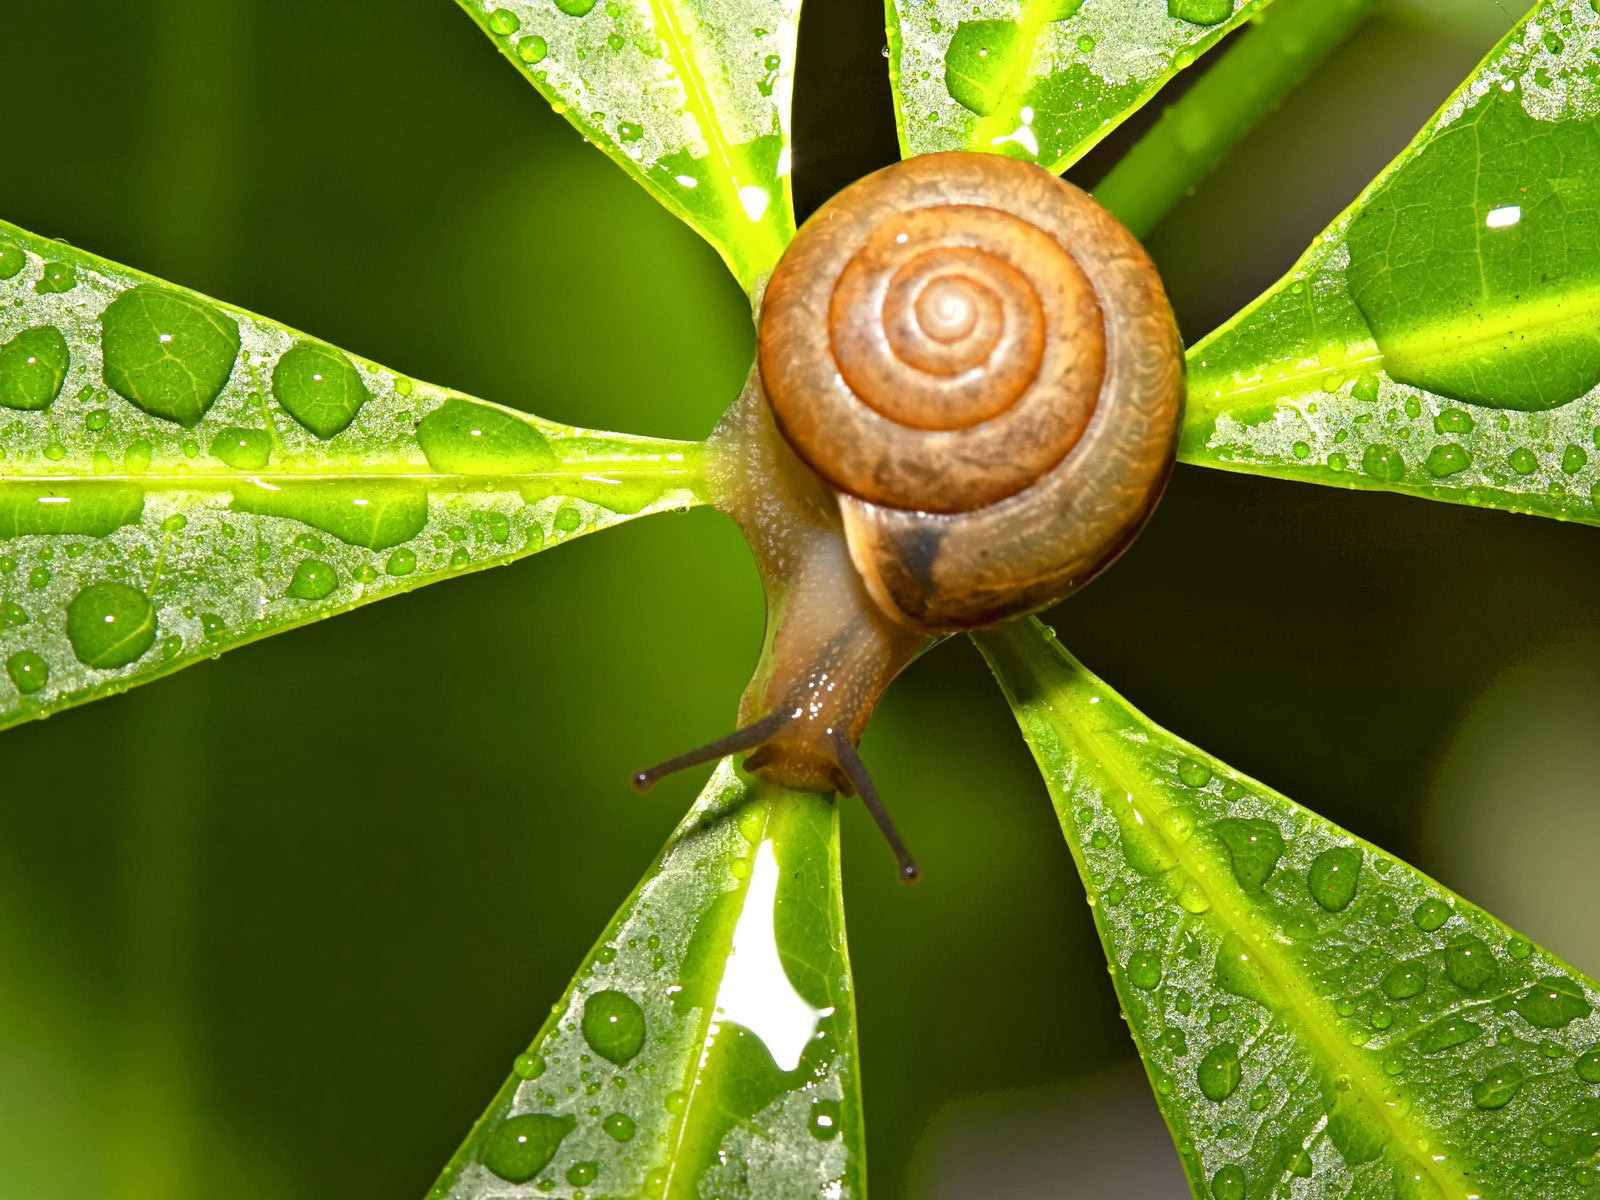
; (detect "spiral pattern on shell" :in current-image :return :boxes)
[756,151,1184,632]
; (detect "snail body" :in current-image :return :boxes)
[639,151,1184,878]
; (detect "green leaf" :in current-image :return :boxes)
[885,0,1279,173]
[1184,0,1600,528]
[428,766,864,1200]
[979,618,1600,1200]
[0,218,702,730]
[457,0,800,294]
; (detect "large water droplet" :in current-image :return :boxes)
[1127,949,1162,990]
[1210,1163,1245,1200]
[565,1161,598,1187]
[1443,935,1498,993]
[601,1111,635,1142]
[101,285,241,426]
[272,340,370,438]
[1514,975,1592,1029]
[0,240,23,279]
[1307,846,1361,911]
[5,650,48,695]
[1472,1062,1526,1109]
[417,397,555,474]
[1416,1017,1482,1054]
[1412,898,1451,931]
[1210,818,1283,890]
[210,427,272,470]
[0,326,69,412]
[0,482,144,538]
[285,558,338,601]
[66,581,157,669]
[1168,0,1234,25]
[1381,960,1427,1000]
[1197,1042,1241,1102]
[232,479,427,550]
[582,990,645,1065]
[480,1112,575,1184]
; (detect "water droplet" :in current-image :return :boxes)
[1575,1048,1600,1083]
[35,261,77,294]
[1169,0,1234,25]
[809,1098,841,1140]
[1214,934,1284,1010]
[555,0,597,13]
[1509,446,1539,475]
[1416,1017,1482,1053]
[66,582,156,669]
[1076,33,1096,51]
[1210,818,1283,890]
[232,479,427,550]
[285,558,338,601]
[5,650,48,695]
[26,566,48,589]
[1513,975,1592,1028]
[1362,444,1406,482]
[417,398,554,474]
[1381,960,1427,1000]
[602,1111,635,1142]
[1472,1062,1526,1109]
[554,505,583,534]
[101,285,241,426]
[517,34,549,63]
[1424,443,1471,478]
[1307,846,1361,911]
[566,1161,598,1187]
[1412,898,1451,931]
[1197,1042,1241,1101]
[273,340,370,438]
[210,427,272,469]
[1562,443,1589,474]
[512,1052,545,1080]
[0,326,69,412]
[1210,1163,1245,1200]
[84,408,109,432]
[581,990,645,1065]
[386,547,417,576]
[1127,949,1162,990]
[487,8,521,34]
[480,1112,575,1184]
[1434,408,1474,434]
[1177,759,1212,787]
[1443,935,1498,993]
[199,612,224,639]
[0,481,144,538]
[0,241,23,279]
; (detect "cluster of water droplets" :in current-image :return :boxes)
[1041,670,1600,1200]
[0,224,698,721]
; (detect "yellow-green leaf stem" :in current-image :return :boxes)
[886,0,1280,174]
[0,217,703,730]
[1183,0,1600,528]
[457,0,800,294]
[428,766,864,1199]
[980,618,1600,1200]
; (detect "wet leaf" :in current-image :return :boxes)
[1184,0,1600,529]
[428,766,863,1200]
[980,618,1600,1200]
[457,0,800,294]
[885,0,1279,172]
[0,218,702,731]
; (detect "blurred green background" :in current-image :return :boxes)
[1,2,1595,1197]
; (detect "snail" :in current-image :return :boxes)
[633,151,1185,880]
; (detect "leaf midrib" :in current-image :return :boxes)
[1025,635,1477,1200]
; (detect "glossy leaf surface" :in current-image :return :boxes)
[0,218,701,731]
[458,0,799,294]
[885,0,1277,173]
[429,766,863,1200]
[980,619,1600,1200]
[1184,0,1600,528]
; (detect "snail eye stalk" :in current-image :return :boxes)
[630,713,921,883]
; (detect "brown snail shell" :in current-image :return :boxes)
[757,150,1184,631]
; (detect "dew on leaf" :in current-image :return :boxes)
[1209,818,1283,890]
[1362,444,1406,482]
[272,340,370,438]
[943,20,1022,116]
[1210,1163,1245,1200]
[581,990,645,1065]
[1416,1017,1482,1053]
[386,547,417,576]
[0,326,70,411]
[1514,975,1592,1029]
[810,1098,842,1140]
[285,558,338,601]
[1197,1042,1241,1102]
[518,34,549,63]
[1381,960,1427,1000]
[1168,0,1234,24]
[1562,444,1588,474]
[1424,444,1471,477]
[1509,447,1539,475]
[101,285,241,426]
[1412,898,1451,931]
[232,479,428,551]
[1443,935,1498,993]
[1307,846,1361,911]
[0,241,23,279]
[1177,759,1212,787]
[416,397,554,473]
[1576,1048,1600,1083]
[601,1111,635,1142]
[35,261,77,294]
[1215,934,1284,1010]
[0,482,144,538]
[1472,1063,1526,1110]
[487,8,520,34]
[66,581,157,669]
[512,1052,545,1081]
[480,1112,575,1184]
[555,0,597,14]
[1434,408,1474,434]
[554,505,583,534]
[1127,949,1162,990]
[566,1161,597,1187]
[5,650,48,695]
[210,427,272,470]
